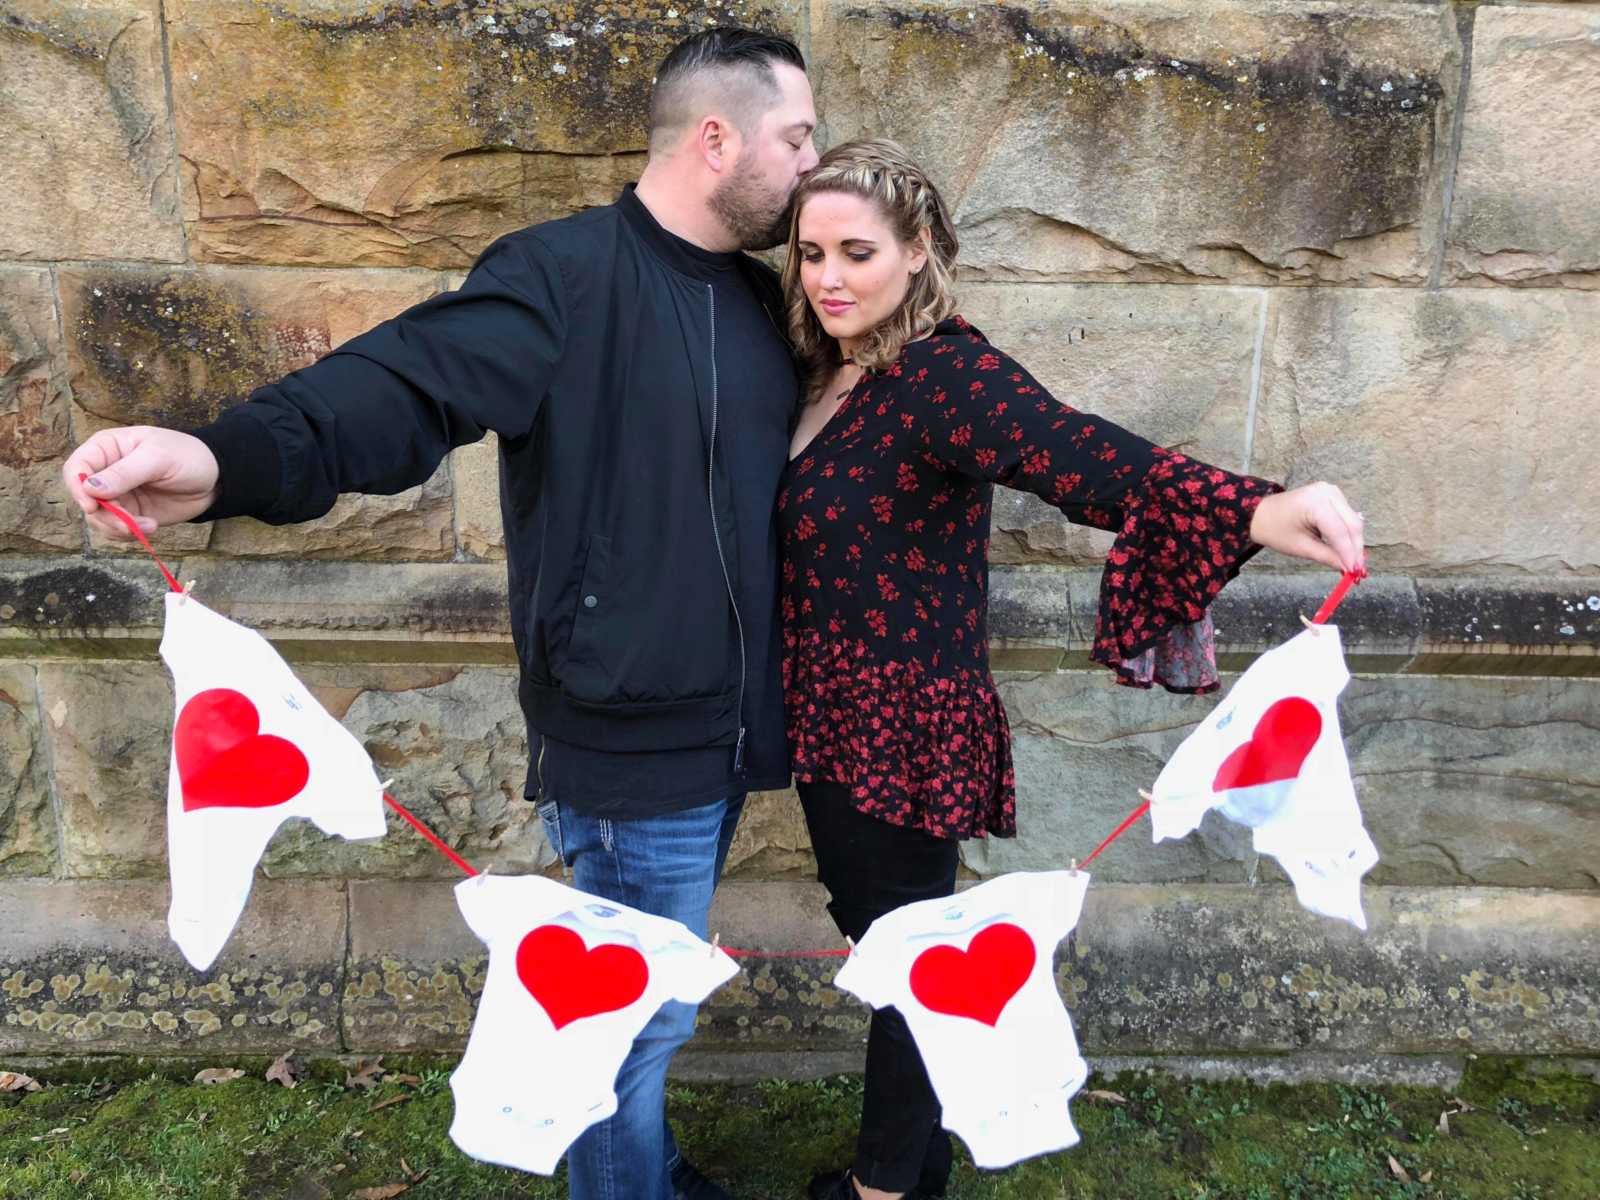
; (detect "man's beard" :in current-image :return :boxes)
[709,154,792,251]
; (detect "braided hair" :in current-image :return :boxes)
[781,139,961,401]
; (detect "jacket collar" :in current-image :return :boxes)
[617,184,741,283]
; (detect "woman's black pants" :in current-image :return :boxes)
[798,780,961,1196]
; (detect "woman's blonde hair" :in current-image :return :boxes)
[781,139,960,400]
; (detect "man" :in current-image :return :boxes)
[62,28,820,1200]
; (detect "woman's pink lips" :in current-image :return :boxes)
[820,300,854,315]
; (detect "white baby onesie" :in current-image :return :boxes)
[160,594,387,970]
[449,874,740,1176]
[833,870,1091,1170]
[1149,624,1379,928]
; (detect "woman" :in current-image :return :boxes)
[777,141,1364,1200]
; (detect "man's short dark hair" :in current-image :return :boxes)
[648,28,807,151]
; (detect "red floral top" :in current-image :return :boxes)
[778,316,1281,840]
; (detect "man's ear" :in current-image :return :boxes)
[698,114,742,173]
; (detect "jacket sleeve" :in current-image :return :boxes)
[901,335,1282,692]
[189,232,567,525]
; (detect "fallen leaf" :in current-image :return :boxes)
[368,1094,411,1114]
[345,1056,387,1092]
[400,1159,429,1185]
[1450,1096,1476,1112]
[390,1074,422,1088]
[265,1050,303,1090]
[1386,1154,1411,1184]
[1081,1089,1128,1105]
[0,1071,42,1093]
[352,1185,409,1199]
[1420,1171,1434,1184]
[193,1068,246,1085]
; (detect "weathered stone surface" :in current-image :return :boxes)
[0,559,168,644]
[0,879,344,1053]
[263,667,554,878]
[451,435,506,561]
[965,669,1256,882]
[0,664,56,876]
[167,0,798,267]
[1253,288,1600,575]
[1069,886,1599,1056]
[819,0,1458,285]
[0,0,183,262]
[208,471,455,562]
[1445,6,1600,289]
[163,560,512,642]
[1344,674,1600,891]
[57,265,454,562]
[957,282,1261,565]
[691,883,1600,1058]
[0,268,79,554]
[39,662,172,878]
[345,881,480,1051]
[724,787,814,880]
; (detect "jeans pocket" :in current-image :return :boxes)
[535,798,564,864]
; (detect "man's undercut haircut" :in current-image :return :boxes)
[648,28,806,153]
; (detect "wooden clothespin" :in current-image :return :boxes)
[178,579,196,606]
[1138,788,1154,803]
[709,932,721,958]
[1069,857,1079,875]
[845,935,857,957]
[1299,613,1326,635]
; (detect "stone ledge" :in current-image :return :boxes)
[3,558,1597,673]
[0,879,346,1055]
[5,881,1596,1059]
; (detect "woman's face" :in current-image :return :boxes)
[796,190,927,350]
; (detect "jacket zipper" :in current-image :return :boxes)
[705,283,748,773]
[535,733,547,796]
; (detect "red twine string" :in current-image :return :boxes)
[108,497,1363,954]
[383,793,479,877]
[79,477,184,593]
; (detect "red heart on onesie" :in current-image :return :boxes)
[1211,697,1323,793]
[909,921,1035,1027]
[516,924,649,1030]
[175,688,310,813]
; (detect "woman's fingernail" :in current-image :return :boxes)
[86,476,105,490]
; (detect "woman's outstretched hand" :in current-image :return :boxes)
[1248,482,1366,575]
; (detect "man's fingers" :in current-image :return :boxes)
[85,510,139,541]
[61,433,126,515]
[81,442,165,504]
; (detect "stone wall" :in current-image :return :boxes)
[2,0,1596,1073]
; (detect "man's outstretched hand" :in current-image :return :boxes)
[61,427,221,540]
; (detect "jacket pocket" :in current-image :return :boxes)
[564,533,614,696]
[556,529,734,711]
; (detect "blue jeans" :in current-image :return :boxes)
[537,794,745,1200]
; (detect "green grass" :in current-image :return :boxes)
[1,1057,1595,1198]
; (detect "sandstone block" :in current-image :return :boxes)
[39,662,172,878]
[0,0,183,262]
[167,0,799,266]
[0,664,56,876]
[1446,6,1600,288]
[1254,288,1600,574]
[451,435,506,561]
[819,0,1459,285]
[57,265,453,562]
[0,268,79,554]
